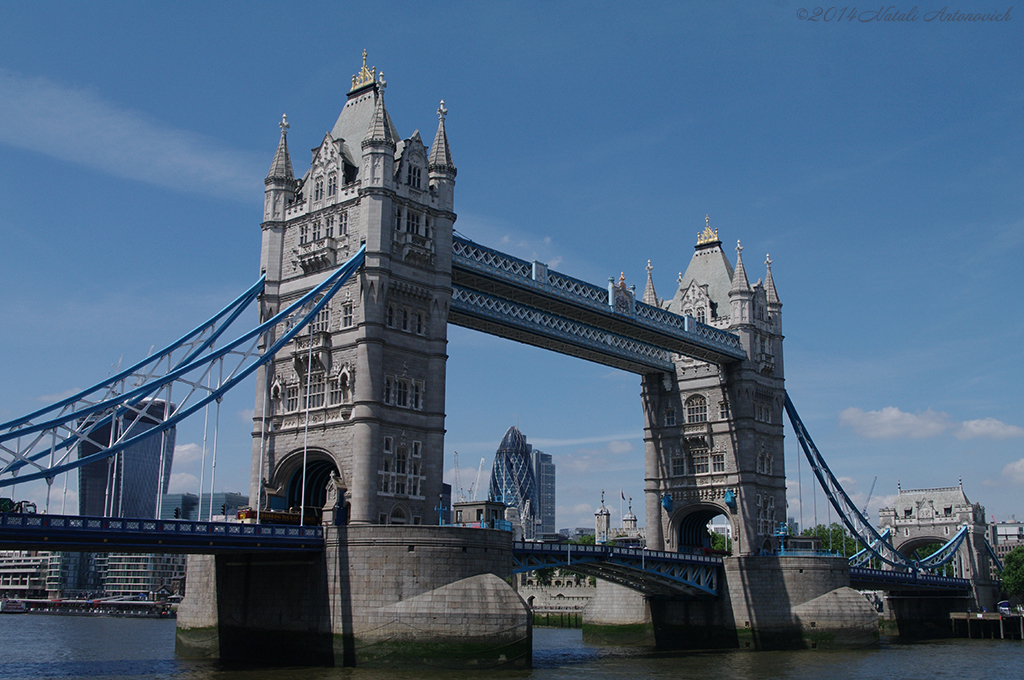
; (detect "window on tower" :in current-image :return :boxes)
[686,395,708,423]
[327,173,337,197]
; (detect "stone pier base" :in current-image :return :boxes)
[582,555,878,651]
[176,526,531,669]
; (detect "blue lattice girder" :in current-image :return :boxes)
[0,246,366,488]
[512,542,721,597]
[450,285,675,374]
[452,236,746,365]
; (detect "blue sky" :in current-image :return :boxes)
[1,2,1021,532]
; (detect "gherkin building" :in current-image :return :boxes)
[488,426,538,535]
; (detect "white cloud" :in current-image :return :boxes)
[607,440,633,455]
[838,406,951,439]
[168,472,200,494]
[173,443,203,464]
[237,409,255,424]
[36,388,82,403]
[1001,459,1024,485]
[0,69,263,200]
[954,418,1024,440]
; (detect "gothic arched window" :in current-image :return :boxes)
[686,395,707,423]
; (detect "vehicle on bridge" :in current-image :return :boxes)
[0,499,36,514]
[237,507,322,526]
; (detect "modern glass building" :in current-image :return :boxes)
[487,426,555,540]
[78,399,175,519]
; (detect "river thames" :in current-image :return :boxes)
[1,616,1020,680]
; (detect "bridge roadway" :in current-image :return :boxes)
[0,512,323,553]
[450,236,747,373]
[0,513,973,597]
[849,566,971,593]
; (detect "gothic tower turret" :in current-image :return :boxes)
[251,53,455,527]
[642,218,786,556]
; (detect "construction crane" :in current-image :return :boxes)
[469,457,486,501]
[453,451,466,503]
[862,476,878,520]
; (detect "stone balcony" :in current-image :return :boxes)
[297,237,337,274]
[393,231,434,267]
[291,331,331,373]
[683,421,712,448]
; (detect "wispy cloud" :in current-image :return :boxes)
[839,406,951,439]
[556,440,639,475]
[0,69,263,200]
[839,406,1023,441]
[999,459,1024,485]
[954,418,1024,440]
[168,472,199,494]
[36,388,82,403]
[531,433,640,449]
[173,443,203,464]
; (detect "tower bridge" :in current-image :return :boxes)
[0,54,1003,667]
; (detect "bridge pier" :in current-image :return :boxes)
[582,556,878,651]
[176,526,531,668]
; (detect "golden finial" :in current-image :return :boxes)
[350,49,377,92]
[696,214,719,246]
[619,272,626,287]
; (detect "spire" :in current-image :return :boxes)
[730,240,752,295]
[765,253,781,304]
[428,100,456,175]
[266,114,294,182]
[362,73,395,149]
[642,260,659,306]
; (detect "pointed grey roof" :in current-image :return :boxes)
[730,240,752,296]
[330,82,398,165]
[670,235,734,317]
[642,260,659,306]
[362,77,396,149]
[266,114,294,181]
[765,254,780,305]
[428,100,456,175]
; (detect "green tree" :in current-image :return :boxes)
[709,531,732,554]
[573,533,596,545]
[903,543,953,577]
[801,522,859,557]
[534,567,555,585]
[1002,545,1024,598]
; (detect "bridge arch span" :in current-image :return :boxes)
[274,448,342,515]
[673,502,730,551]
[894,534,950,557]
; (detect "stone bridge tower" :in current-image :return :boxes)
[878,485,998,609]
[252,54,456,526]
[642,221,786,555]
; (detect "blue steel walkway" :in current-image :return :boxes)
[512,541,722,597]
[0,512,323,553]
